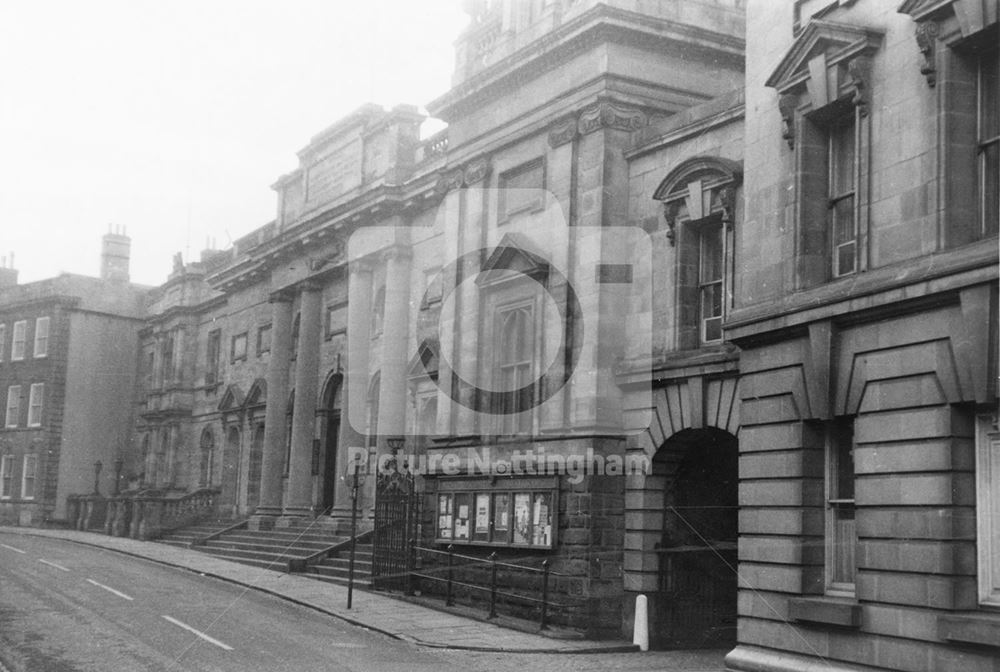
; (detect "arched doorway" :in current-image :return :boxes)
[222,425,240,509]
[319,374,343,513]
[654,427,738,649]
[246,424,264,510]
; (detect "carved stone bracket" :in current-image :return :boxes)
[914,20,939,87]
[847,56,874,117]
[577,101,647,136]
[463,158,490,185]
[435,159,492,195]
[435,168,464,194]
[778,94,797,149]
[718,185,737,225]
[547,116,578,147]
[662,201,680,246]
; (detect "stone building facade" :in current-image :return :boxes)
[3,0,999,666]
[0,232,146,526]
[724,1,999,671]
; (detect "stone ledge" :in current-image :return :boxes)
[725,644,882,672]
[787,595,861,628]
[938,611,1000,648]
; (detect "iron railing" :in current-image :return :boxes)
[410,544,584,630]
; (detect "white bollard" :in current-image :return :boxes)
[633,594,649,651]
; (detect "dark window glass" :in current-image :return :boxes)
[829,115,856,277]
[980,47,999,236]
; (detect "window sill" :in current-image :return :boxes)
[788,596,861,628]
[938,612,1000,648]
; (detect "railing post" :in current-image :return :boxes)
[540,559,550,630]
[446,544,455,606]
[488,552,498,619]
[407,537,416,596]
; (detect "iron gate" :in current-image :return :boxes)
[371,466,418,591]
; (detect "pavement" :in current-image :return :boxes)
[0,526,639,655]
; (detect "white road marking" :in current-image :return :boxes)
[0,543,26,554]
[86,578,134,601]
[38,559,70,572]
[161,615,234,651]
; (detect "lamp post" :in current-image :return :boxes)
[93,461,103,496]
[347,452,366,610]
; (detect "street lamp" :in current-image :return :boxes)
[347,452,367,610]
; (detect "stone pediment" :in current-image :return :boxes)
[476,233,550,287]
[245,378,267,407]
[218,384,245,412]
[408,339,439,379]
[765,19,883,95]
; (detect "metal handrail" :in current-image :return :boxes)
[413,545,574,577]
[189,517,248,548]
[411,544,583,629]
[288,529,373,573]
[409,572,580,610]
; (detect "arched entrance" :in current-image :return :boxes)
[221,426,240,509]
[654,427,738,649]
[246,424,264,510]
[319,374,343,513]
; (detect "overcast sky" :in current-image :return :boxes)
[0,1,467,286]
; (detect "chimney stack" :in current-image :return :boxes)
[0,253,17,288]
[101,224,131,282]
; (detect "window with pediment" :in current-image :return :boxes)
[472,234,552,437]
[654,157,741,347]
[766,19,882,287]
[900,1,998,244]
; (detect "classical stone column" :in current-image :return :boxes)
[282,282,323,519]
[376,245,412,458]
[332,260,373,522]
[251,291,293,527]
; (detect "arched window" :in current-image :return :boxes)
[199,428,214,488]
[654,157,742,347]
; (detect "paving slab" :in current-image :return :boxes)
[0,527,637,654]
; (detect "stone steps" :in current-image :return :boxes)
[302,544,374,586]
[156,521,377,587]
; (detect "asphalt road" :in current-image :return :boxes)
[0,533,473,672]
[0,532,726,672]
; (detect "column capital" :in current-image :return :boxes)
[380,243,413,263]
[297,279,325,294]
[349,257,376,275]
[269,288,295,304]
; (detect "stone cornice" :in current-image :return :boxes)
[208,176,443,293]
[428,4,744,122]
[725,239,999,343]
[143,295,227,325]
[626,96,744,159]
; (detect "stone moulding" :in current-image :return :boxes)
[547,115,579,148]
[577,100,647,136]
